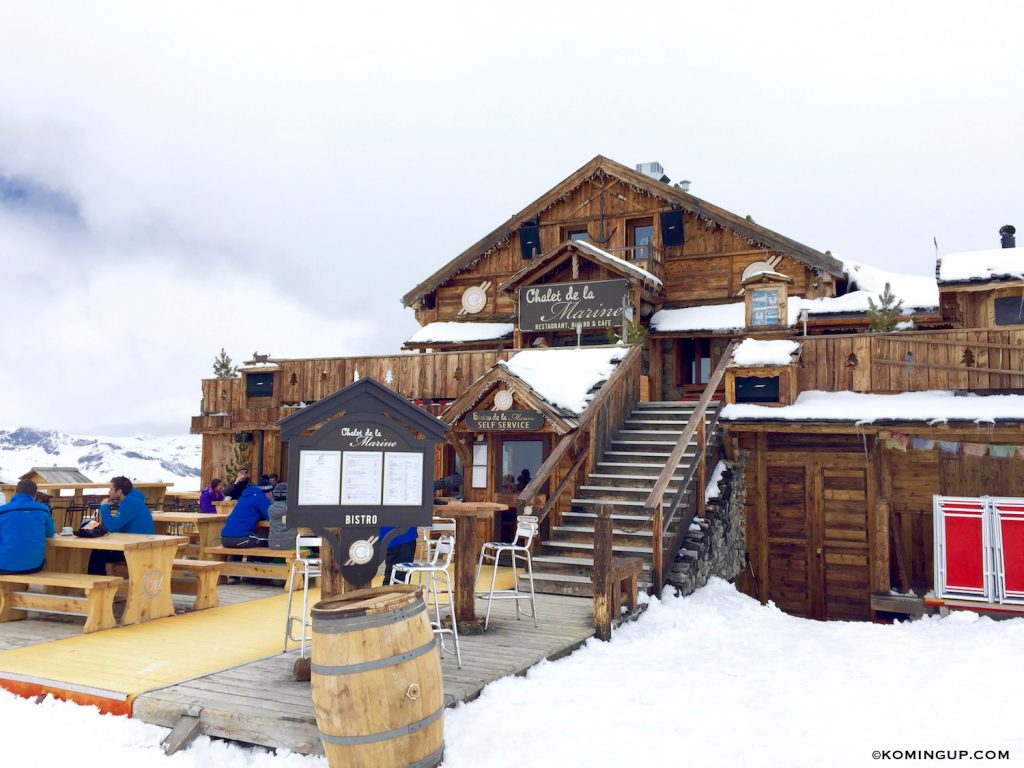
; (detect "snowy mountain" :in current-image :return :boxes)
[0,427,201,491]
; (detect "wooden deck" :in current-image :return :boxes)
[132,592,595,755]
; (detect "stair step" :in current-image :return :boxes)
[624,419,705,426]
[603,451,690,460]
[532,554,652,571]
[553,525,654,538]
[617,430,693,437]
[596,462,692,470]
[578,485,681,495]
[587,473,688,483]
[563,511,654,523]
[543,540,652,554]
[571,498,647,508]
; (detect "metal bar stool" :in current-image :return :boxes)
[475,514,539,630]
[284,535,321,657]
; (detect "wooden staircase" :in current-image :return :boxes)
[531,400,721,596]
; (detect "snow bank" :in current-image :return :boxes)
[939,247,1024,284]
[705,459,726,501]
[732,339,799,366]
[722,389,1024,424]
[406,322,514,344]
[502,347,626,414]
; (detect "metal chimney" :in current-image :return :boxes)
[1000,225,1016,249]
[636,162,670,184]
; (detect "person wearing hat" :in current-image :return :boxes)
[220,482,272,548]
[268,482,298,550]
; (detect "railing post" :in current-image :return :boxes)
[696,418,707,521]
[593,504,613,641]
[651,502,664,598]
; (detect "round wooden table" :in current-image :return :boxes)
[438,501,509,633]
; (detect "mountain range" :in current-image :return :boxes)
[0,427,201,491]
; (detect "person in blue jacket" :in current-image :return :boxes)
[87,476,155,574]
[0,479,54,574]
[221,483,272,547]
[381,525,418,585]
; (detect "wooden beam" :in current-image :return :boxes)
[592,506,613,642]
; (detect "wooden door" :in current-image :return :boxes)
[765,465,814,617]
[819,468,870,620]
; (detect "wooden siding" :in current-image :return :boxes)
[796,327,1024,394]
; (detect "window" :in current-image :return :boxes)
[499,439,544,494]
[750,288,782,326]
[627,218,654,263]
[246,372,274,398]
[735,375,781,403]
[994,296,1024,326]
[567,229,589,242]
[677,339,712,387]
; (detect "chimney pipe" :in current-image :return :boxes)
[1000,225,1016,249]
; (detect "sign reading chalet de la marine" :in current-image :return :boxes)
[518,278,628,332]
[278,377,449,585]
[466,410,545,431]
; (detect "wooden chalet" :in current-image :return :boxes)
[189,148,1021,621]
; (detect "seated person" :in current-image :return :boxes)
[515,469,531,492]
[268,483,297,550]
[380,525,418,585]
[220,483,272,548]
[0,480,55,575]
[88,476,155,574]
[224,468,252,500]
[199,478,225,513]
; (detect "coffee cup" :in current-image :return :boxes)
[61,526,74,535]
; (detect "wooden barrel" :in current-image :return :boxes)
[310,585,444,768]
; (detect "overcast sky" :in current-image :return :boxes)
[1,1,1021,436]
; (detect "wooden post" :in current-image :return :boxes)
[319,529,365,599]
[593,505,613,641]
[651,502,663,598]
[648,337,663,402]
[696,419,707,520]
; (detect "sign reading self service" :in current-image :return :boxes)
[518,278,628,332]
[466,410,546,431]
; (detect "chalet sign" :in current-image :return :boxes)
[466,410,545,431]
[518,278,628,332]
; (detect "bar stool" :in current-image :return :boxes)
[284,535,321,657]
[476,515,539,630]
[390,524,461,668]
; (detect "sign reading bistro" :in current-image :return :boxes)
[466,410,546,431]
[518,278,628,332]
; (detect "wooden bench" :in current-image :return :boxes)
[200,546,301,590]
[109,559,223,610]
[0,572,123,633]
[608,556,643,619]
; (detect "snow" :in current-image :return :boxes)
[722,389,1024,425]
[705,459,726,501]
[841,257,939,310]
[649,300,755,332]
[501,347,627,414]
[11,579,1021,768]
[939,247,1024,284]
[406,322,514,344]
[0,428,201,491]
[732,338,800,366]
[571,240,663,286]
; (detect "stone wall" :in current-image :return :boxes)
[666,450,747,596]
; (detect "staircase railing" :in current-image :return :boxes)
[516,344,642,526]
[644,341,735,596]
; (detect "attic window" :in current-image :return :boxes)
[246,372,275,398]
[994,296,1024,326]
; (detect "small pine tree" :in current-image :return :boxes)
[224,440,251,480]
[866,282,904,333]
[213,348,239,379]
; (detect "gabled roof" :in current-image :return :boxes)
[498,240,662,293]
[19,467,92,484]
[402,155,843,307]
[936,247,1024,286]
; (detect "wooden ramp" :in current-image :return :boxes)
[133,593,595,755]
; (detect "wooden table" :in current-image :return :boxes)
[153,512,228,552]
[441,501,509,633]
[47,533,188,625]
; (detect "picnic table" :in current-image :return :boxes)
[46,532,188,624]
[439,501,509,632]
[153,512,228,552]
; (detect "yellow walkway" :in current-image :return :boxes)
[0,565,516,713]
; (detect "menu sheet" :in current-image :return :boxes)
[297,450,342,506]
[382,452,423,506]
[341,451,383,505]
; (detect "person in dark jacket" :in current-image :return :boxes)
[221,484,272,547]
[381,525,419,585]
[224,468,251,500]
[268,483,297,550]
[199,479,224,513]
[0,480,55,574]
[88,476,154,574]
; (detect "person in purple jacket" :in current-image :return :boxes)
[199,478,224,513]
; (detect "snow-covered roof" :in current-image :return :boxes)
[840,258,939,310]
[572,240,663,287]
[740,268,793,284]
[721,390,1024,425]
[649,298,805,333]
[407,322,515,345]
[732,339,800,367]
[938,247,1024,285]
[500,346,627,415]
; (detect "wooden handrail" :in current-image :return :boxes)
[645,340,735,593]
[517,345,643,521]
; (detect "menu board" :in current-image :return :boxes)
[297,450,341,506]
[341,451,383,505]
[382,452,423,506]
